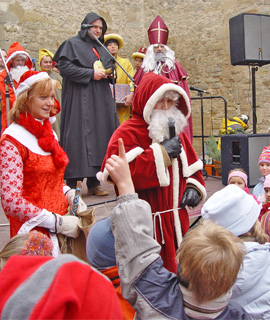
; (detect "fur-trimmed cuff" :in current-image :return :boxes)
[180,148,203,178]
[96,146,144,183]
[186,178,207,203]
[150,143,170,187]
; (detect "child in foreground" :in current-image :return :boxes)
[105,138,251,319]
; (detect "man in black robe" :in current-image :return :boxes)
[54,12,118,196]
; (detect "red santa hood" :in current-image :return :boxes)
[133,72,191,125]
[5,42,32,71]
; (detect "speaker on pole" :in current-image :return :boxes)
[229,13,270,66]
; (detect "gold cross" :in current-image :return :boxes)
[150,21,168,43]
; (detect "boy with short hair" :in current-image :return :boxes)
[106,138,251,319]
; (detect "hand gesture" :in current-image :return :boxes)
[105,138,135,195]
[94,69,106,80]
[123,93,134,107]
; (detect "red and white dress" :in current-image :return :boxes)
[0,121,69,255]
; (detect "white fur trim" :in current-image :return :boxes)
[172,158,182,247]
[188,159,203,176]
[3,123,54,155]
[143,83,191,124]
[6,50,31,68]
[16,72,50,96]
[186,177,207,203]
[180,147,203,178]
[96,147,144,183]
[150,143,170,186]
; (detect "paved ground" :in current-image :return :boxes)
[0,175,224,250]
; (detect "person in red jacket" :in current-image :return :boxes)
[0,70,86,256]
[0,42,32,134]
[98,72,206,273]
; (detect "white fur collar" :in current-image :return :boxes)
[3,123,56,155]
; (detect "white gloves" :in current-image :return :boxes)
[55,214,80,238]
[37,209,80,238]
[65,189,88,213]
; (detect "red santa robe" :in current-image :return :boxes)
[99,72,206,273]
[0,42,32,134]
[134,59,193,142]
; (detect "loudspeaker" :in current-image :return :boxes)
[221,134,270,187]
[229,13,270,66]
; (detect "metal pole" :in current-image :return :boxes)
[252,66,257,134]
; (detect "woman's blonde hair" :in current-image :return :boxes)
[9,77,60,123]
[239,220,269,244]
[177,219,245,304]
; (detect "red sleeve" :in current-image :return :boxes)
[102,127,161,191]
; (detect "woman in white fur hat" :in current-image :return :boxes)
[201,184,270,320]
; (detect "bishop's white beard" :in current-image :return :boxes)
[10,65,29,83]
[148,106,188,143]
[142,44,175,73]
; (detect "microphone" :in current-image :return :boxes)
[168,117,176,138]
[81,24,95,30]
[189,86,209,94]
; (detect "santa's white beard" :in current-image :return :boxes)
[148,106,188,143]
[10,65,29,83]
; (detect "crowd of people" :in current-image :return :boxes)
[0,11,269,320]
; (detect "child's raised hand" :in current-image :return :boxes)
[105,138,135,195]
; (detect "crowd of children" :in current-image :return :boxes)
[1,143,270,319]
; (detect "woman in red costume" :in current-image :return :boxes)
[0,71,85,256]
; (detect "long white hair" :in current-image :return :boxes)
[142,44,175,73]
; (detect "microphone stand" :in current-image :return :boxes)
[197,90,207,177]
[87,30,135,130]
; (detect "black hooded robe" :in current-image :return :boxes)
[54,12,117,180]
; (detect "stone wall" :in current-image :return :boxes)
[1,0,270,154]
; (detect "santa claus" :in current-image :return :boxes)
[98,72,206,273]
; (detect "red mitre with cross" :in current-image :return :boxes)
[148,15,169,45]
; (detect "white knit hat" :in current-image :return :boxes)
[201,184,260,236]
